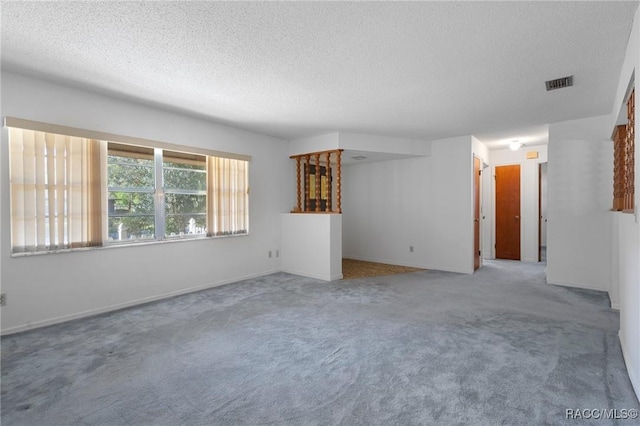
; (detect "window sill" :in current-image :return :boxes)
[610,209,635,214]
[10,233,250,258]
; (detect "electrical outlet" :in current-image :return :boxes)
[409,246,414,253]
[0,293,6,306]
[268,250,272,258]
[275,250,279,258]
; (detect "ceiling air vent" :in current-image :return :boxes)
[545,75,573,91]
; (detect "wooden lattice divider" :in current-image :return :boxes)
[336,149,342,214]
[290,149,343,213]
[625,89,635,212]
[314,153,321,212]
[325,151,332,212]
[304,155,311,212]
[613,125,626,211]
[612,88,635,213]
[294,156,302,212]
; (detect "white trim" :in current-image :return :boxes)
[10,232,249,258]
[546,278,608,292]
[619,330,640,403]
[4,116,252,162]
[280,268,342,282]
[0,269,280,336]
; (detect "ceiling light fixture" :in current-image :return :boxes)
[351,156,367,160]
[509,140,522,151]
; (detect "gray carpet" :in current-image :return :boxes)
[2,260,638,425]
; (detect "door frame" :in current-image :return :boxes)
[538,163,542,262]
[538,162,548,262]
[473,156,482,270]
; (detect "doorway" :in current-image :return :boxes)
[474,156,481,270]
[539,163,548,262]
[495,164,521,260]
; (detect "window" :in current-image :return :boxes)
[107,143,156,241]
[7,118,250,254]
[613,89,635,212]
[163,150,207,238]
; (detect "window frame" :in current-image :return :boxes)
[107,144,158,243]
[161,149,208,239]
[6,117,251,255]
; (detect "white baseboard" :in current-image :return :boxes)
[546,278,608,292]
[0,269,281,336]
[280,268,341,282]
[619,330,640,403]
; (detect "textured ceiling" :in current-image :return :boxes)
[2,1,638,146]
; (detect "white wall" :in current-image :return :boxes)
[617,213,640,399]
[288,131,431,163]
[343,135,474,274]
[488,145,548,262]
[281,213,342,281]
[288,132,340,157]
[610,213,621,310]
[339,132,431,156]
[547,115,613,292]
[610,4,640,402]
[0,72,293,334]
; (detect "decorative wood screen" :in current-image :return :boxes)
[613,89,635,212]
[613,125,626,211]
[290,149,343,213]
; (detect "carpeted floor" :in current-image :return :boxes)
[2,260,638,425]
[342,258,425,279]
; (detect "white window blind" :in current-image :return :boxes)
[207,157,249,236]
[8,128,105,252]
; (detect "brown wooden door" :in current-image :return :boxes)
[495,165,521,260]
[474,157,481,270]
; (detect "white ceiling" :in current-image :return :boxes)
[2,1,638,148]
[474,124,550,150]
